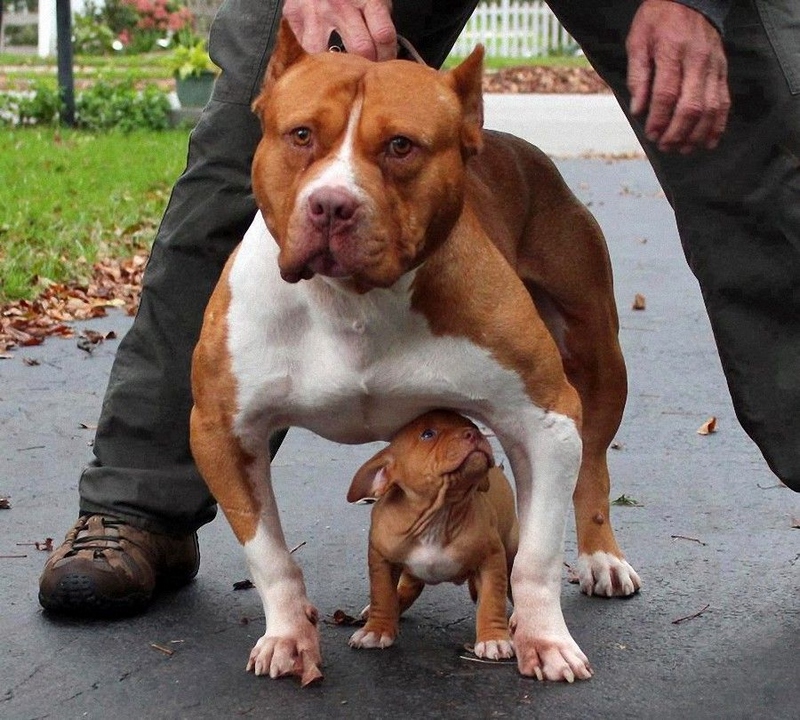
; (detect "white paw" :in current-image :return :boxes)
[509,611,593,682]
[577,551,642,597]
[348,627,396,649]
[245,604,323,686]
[474,638,515,660]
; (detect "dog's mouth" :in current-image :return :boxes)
[280,247,351,284]
[451,447,493,483]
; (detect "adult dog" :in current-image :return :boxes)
[190,20,640,686]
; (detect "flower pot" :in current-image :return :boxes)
[175,71,216,108]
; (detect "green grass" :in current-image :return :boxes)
[0,52,173,89]
[0,128,189,302]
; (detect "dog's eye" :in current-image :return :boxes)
[388,136,413,158]
[290,127,313,147]
[420,428,436,441]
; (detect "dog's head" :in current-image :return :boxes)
[251,20,484,293]
[347,410,495,507]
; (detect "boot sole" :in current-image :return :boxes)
[39,574,151,618]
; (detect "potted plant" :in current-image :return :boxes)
[168,38,219,108]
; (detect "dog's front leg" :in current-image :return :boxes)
[240,455,323,685]
[499,407,592,682]
[191,406,322,685]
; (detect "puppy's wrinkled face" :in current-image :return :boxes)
[393,410,495,497]
[252,22,483,293]
[347,410,495,505]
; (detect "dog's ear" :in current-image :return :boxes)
[446,44,484,157]
[347,450,397,503]
[253,18,308,117]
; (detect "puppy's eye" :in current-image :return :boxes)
[290,127,312,147]
[420,428,436,441]
[388,135,413,158]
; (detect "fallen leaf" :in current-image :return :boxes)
[564,562,580,584]
[697,416,717,435]
[330,609,362,626]
[233,579,255,591]
[611,494,643,507]
[0,496,10,509]
[632,293,646,310]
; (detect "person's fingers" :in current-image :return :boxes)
[363,1,397,61]
[654,45,706,151]
[642,46,683,145]
[626,25,654,118]
[676,63,729,153]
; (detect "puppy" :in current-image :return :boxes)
[347,410,519,660]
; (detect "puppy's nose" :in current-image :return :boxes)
[307,187,359,230]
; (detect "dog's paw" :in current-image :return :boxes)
[474,638,515,660]
[509,612,592,682]
[348,625,396,649]
[246,605,323,686]
[576,551,642,597]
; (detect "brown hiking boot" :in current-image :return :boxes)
[38,514,199,617]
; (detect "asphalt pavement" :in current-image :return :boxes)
[2,95,798,720]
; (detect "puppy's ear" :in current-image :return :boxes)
[347,450,397,503]
[253,18,308,117]
[445,44,484,158]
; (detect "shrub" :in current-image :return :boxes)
[72,13,117,55]
[75,79,172,131]
[0,81,62,126]
[0,79,172,131]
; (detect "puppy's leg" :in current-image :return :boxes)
[472,542,514,660]
[191,410,322,686]
[397,571,425,615]
[349,548,401,649]
[498,396,593,682]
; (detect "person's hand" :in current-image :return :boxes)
[282,0,397,61]
[626,0,730,154]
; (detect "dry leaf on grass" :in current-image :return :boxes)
[1,253,146,352]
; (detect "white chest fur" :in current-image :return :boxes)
[226,214,539,449]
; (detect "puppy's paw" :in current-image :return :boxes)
[576,551,642,597]
[474,638,515,660]
[348,625,396,649]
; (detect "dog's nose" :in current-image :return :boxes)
[307,187,359,230]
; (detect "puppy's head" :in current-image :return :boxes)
[251,20,484,293]
[347,410,494,505]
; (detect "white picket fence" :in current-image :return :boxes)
[452,0,576,59]
[15,0,573,59]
